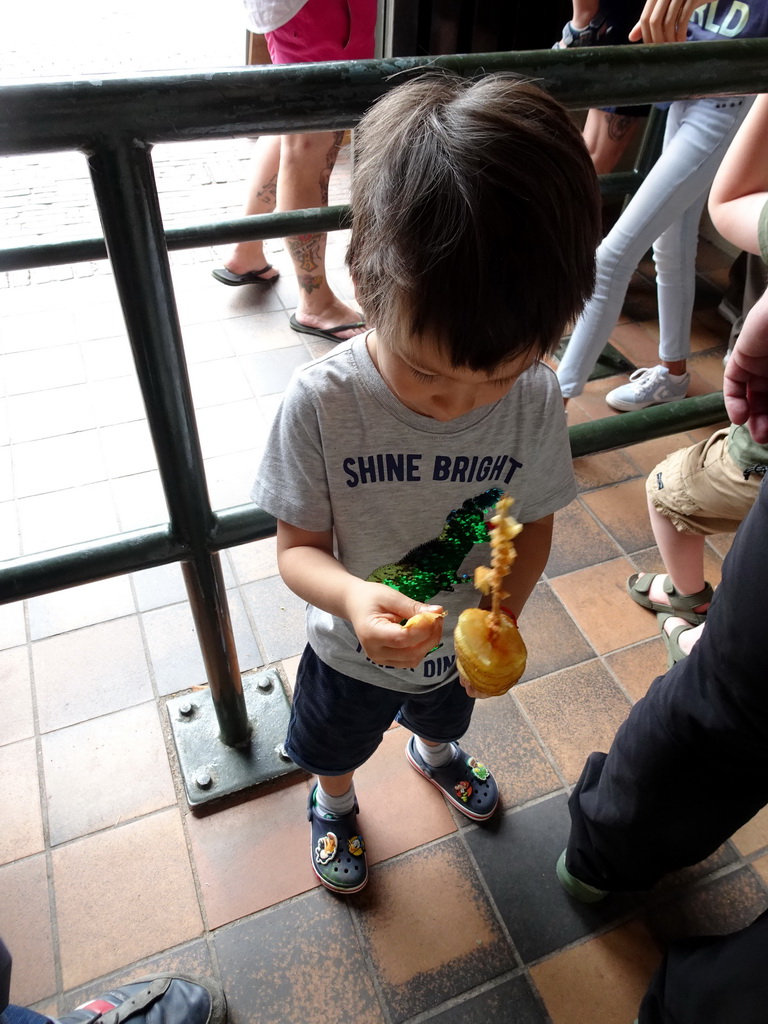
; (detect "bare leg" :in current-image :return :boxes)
[222,134,281,279]
[571,0,599,25]
[645,495,711,612]
[582,108,644,176]
[280,130,366,339]
[317,770,355,797]
[662,358,688,376]
[660,615,705,656]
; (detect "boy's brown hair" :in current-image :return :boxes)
[347,72,601,371]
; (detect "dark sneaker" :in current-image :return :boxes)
[57,974,226,1024]
[307,785,368,894]
[553,14,611,49]
[405,737,499,821]
[556,849,608,903]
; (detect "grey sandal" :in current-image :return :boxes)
[627,573,712,625]
[658,612,698,669]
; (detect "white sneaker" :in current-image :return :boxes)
[605,365,690,412]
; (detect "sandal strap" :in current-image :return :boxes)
[663,576,714,612]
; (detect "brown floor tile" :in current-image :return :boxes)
[604,637,668,702]
[32,618,153,733]
[609,320,661,369]
[62,938,215,1013]
[707,531,734,559]
[356,726,457,863]
[2,645,34,745]
[646,868,768,945]
[461,693,562,809]
[42,703,177,846]
[688,351,726,394]
[688,318,729,355]
[732,806,768,857]
[625,431,694,476]
[530,921,662,1024]
[550,559,659,655]
[53,809,202,989]
[516,662,631,784]
[187,778,317,928]
[354,838,516,1023]
[581,478,656,553]
[573,448,640,493]
[545,500,620,577]
[752,854,768,888]
[518,582,595,680]
[0,739,44,865]
[0,855,56,1005]
[279,654,300,693]
[213,890,385,1024]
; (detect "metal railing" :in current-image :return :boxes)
[1,40,766,805]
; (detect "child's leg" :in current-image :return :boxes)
[646,494,708,604]
[315,770,356,815]
[286,647,403,893]
[400,681,499,821]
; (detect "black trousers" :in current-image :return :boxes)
[565,478,768,1022]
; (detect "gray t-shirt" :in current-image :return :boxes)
[252,334,577,694]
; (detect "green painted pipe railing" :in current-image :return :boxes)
[0,42,762,791]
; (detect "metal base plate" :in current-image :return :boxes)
[167,669,301,809]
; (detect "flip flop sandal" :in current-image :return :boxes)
[307,785,368,894]
[405,737,499,821]
[289,313,365,342]
[627,573,713,625]
[658,612,696,669]
[211,265,279,286]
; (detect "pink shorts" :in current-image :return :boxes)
[265,0,377,65]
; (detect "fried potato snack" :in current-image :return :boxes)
[454,495,527,695]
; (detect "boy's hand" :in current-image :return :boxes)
[457,674,493,700]
[347,582,445,669]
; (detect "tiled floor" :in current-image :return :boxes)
[4,111,768,1024]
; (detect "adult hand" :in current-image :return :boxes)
[349,583,445,669]
[724,288,768,444]
[629,0,702,43]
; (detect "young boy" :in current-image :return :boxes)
[252,72,601,893]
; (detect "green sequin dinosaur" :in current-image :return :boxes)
[367,488,503,603]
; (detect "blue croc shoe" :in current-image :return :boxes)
[307,785,368,894]
[556,849,608,903]
[406,737,499,821]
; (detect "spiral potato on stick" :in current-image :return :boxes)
[453,495,527,695]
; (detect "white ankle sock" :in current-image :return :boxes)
[315,782,356,818]
[415,737,454,768]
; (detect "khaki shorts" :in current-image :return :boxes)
[646,427,762,535]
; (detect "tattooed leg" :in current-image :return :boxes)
[221,134,281,277]
[279,130,366,339]
[582,107,645,176]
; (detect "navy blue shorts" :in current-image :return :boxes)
[284,645,475,776]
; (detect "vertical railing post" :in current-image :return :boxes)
[86,133,251,748]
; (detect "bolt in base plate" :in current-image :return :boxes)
[167,669,301,809]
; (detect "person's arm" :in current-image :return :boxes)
[708,93,768,256]
[628,0,702,42]
[276,520,445,669]
[724,289,768,443]
[486,514,554,621]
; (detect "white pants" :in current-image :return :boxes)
[557,95,753,399]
